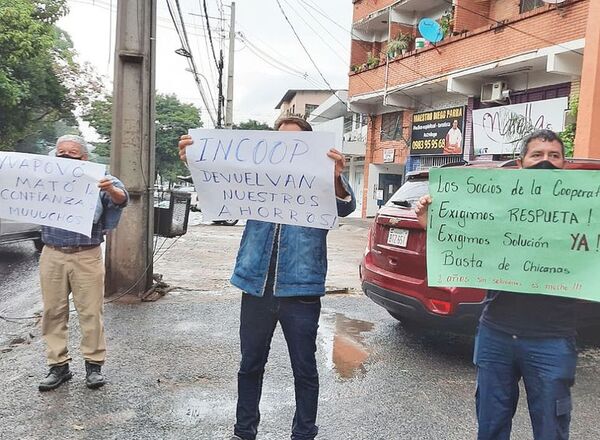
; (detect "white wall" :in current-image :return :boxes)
[312,117,344,149]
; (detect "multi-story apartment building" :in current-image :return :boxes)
[275,89,335,119]
[348,0,591,217]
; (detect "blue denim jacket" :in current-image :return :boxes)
[95,174,129,230]
[230,176,356,297]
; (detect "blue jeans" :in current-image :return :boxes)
[474,324,577,440]
[234,292,321,440]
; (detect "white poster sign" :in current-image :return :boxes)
[186,129,338,229]
[383,148,395,163]
[472,97,568,155]
[0,152,106,236]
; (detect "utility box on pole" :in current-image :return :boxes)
[105,0,157,297]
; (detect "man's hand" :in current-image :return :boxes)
[178,134,193,164]
[327,148,349,198]
[414,194,432,229]
[98,177,127,205]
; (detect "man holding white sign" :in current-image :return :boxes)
[415,130,579,440]
[178,116,355,440]
[33,136,128,391]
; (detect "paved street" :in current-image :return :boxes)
[1,218,599,439]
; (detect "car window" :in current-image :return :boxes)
[385,178,429,208]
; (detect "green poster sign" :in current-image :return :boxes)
[427,168,600,302]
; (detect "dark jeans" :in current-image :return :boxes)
[234,292,321,440]
[474,324,577,440]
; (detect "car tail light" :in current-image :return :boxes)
[427,299,452,315]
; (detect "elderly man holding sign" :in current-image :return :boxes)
[37,135,128,391]
[415,130,579,440]
[179,116,355,440]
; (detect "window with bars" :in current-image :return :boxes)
[380,112,404,141]
[304,104,319,118]
[520,0,545,13]
[343,115,353,133]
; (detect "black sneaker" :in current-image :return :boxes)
[39,364,72,391]
[85,362,106,389]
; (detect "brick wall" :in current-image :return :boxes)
[454,0,491,32]
[353,0,398,23]
[490,0,521,21]
[349,0,589,97]
[351,40,380,67]
[368,111,412,164]
[350,39,371,67]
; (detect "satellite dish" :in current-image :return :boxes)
[418,18,444,44]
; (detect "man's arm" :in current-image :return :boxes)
[327,148,357,217]
[99,177,128,206]
[415,194,432,228]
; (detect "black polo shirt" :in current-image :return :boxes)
[480,290,577,338]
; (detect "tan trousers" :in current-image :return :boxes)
[40,245,106,366]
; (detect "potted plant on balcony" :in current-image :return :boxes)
[440,9,454,39]
[366,51,379,69]
[386,33,411,59]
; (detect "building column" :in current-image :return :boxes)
[574,0,600,158]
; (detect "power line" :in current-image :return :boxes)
[240,39,327,89]
[191,7,218,94]
[166,0,217,125]
[281,0,348,57]
[237,33,309,77]
[275,0,344,105]
[202,0,220,69]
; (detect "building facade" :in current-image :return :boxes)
[348,0,589,217]
[308,90,368,217]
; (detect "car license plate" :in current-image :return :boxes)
[387,228,409,247]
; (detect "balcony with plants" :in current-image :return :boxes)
[349,3,454,76]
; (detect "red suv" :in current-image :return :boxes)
[360,159,600,331]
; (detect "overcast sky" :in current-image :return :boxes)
[59,0,353,129]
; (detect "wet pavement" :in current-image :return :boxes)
[1,221,600,439]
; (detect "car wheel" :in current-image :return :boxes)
[34,239,44,252]
[213,220,239,226]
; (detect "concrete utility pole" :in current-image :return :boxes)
[105,0,157,297]
[225,1,236,128]
[574,0,600,158]
[217,49,224,128]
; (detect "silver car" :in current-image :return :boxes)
[0,218,43,251]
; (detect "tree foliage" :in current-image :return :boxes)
[0,0,102,150]
[559,95,578,158]
[233,119,273,130]
[83,93,202,183]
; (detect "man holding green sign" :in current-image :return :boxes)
[416,130,581,440]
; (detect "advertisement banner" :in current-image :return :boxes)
[472,97,568,155]
[410,106,466,155]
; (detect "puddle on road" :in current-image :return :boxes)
[319,312,375,380]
